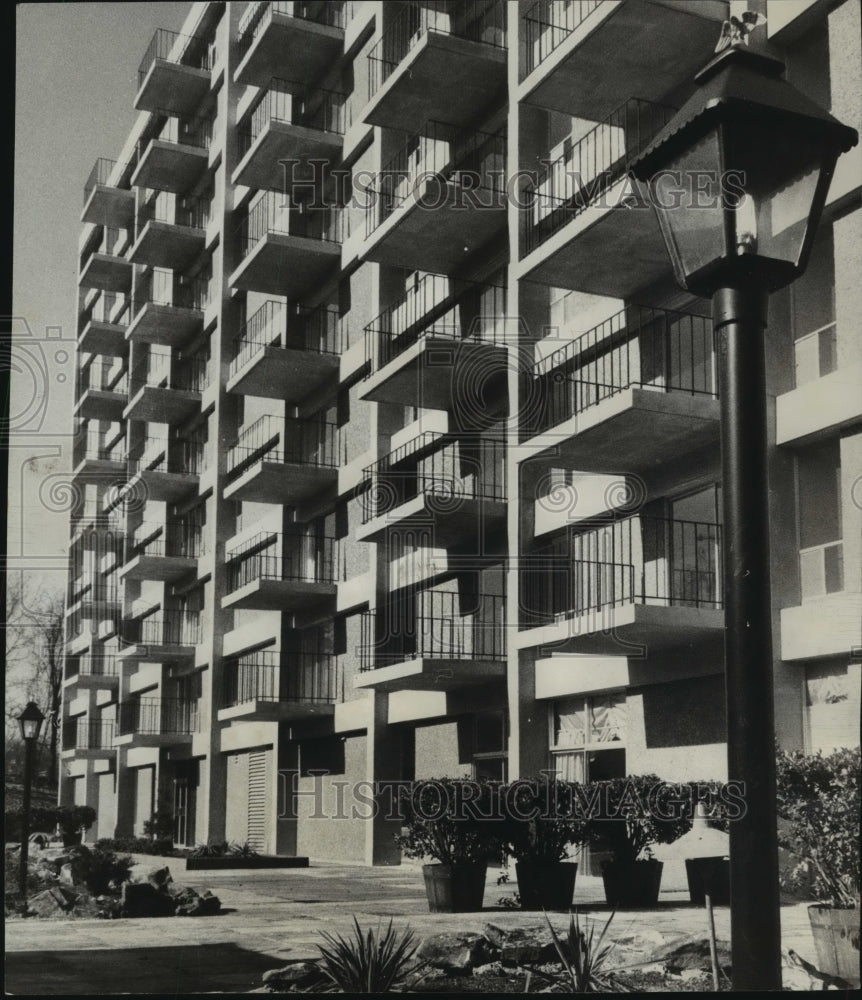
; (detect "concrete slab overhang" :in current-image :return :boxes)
[131,140,209,195]
[116,642,196,664]
[129,220,206,270]
[217,700,336,723]
[519,0,728,119]
[126,302,204,347]
[113,731,194,748]
[517,180,670,298]
[74,389,127,422]
[363,31,507,130]
[79,253,133,294]
[81,184,135,229]
[60,746,115,761]
[353,656,507,693]
[229,232,341,298]
[221,577,337,612]
[226,344,339,403]
[128,469,200,503]
[123,385,202,424]
[119,554,198,583]
[71,458,126,487]
[78,320,127,356]
[519,388,720,475]
[357,335,508,411]
[780,594,862,661]
[223,459,338,506]
[135,61,211,116]
[232,120,344,192]
[361,177,507,275]
[776,365,862,446]
[356,494,507,547]
[234,13,344,88]
[63,673,120,692]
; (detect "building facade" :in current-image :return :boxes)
[62,0,861,863]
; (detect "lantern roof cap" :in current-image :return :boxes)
[630,45,858,181]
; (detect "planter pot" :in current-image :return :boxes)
[685,856,730,906]
[422,862,487,913]
[601,859,664,907]
[61,831,83,847]
[515,861,577,911]
[807,904,860,986]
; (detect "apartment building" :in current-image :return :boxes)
[61,0,861,865]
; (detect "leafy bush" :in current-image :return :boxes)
[56,805,97,838]
[70,845,133,895]
[94,836,174,857]
[229,841,259,858]
[776,746,860,907]
[142,811,175,842]
[316,918,419,993]
[5,805,97,842]
[502,778,588,862]
[189,840,231,858]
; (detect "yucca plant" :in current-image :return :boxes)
[315,917,419,993]
[525,910,625,993]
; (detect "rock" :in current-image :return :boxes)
[650,936,732,974]
[417,932,497,973]
[174,887,221,916]
[472,960,506,977]
[28,887,78,917]
[262,961,324,989]
[483,923,559,965]
[782,948,853,990]
[120,880,175,917]
[144,865,172,889]
[58,864,76,886]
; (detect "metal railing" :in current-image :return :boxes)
[226,533,339,591]
[368,0,507,99]
[237,1,348,62]
[226,414,344,479]
[360,590,506,669]
[523,515,723,625]
[81,291,129,329]
[126,435,207,476]
[362,432,506,523]
[73,427,126,468]
[365,120,507,238]
[130,347,210,394]
[239,79,348,158]
[132,268,210,316]
[138,28,212,90]
[793,321,838,388]
[83,157,120,204]
[222,651,342,706]
[364,273,507,374]
[79,226,129,273]
[523,0,605,75]
[63,719,114,751]
[129,519,205,559]
[76,358,129,399]
[239,191,344,257]
[136,193,210,236]
[524,98,676,255]
[229,301,343,378]
[524,305,716,438]
[118,610,202,649]
[800,540,844,600]
[118,697,198,736]
[76,654,121,678]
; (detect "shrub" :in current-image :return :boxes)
[526,910,620,993]
[316,918,419,993]
[190,840,231,858]
[142,811,175,842]
[776,746,860,907]
[71,845,133,895]
[5,805,96,843]
[94,836,174,857]
[502,778,588,863]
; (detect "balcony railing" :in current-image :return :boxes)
[523,0,605,75]
[365,274,507,374]
[136,193,211,236]
[73,427,126,468]
[119,610,202,649]
[524,98,676,255]
[525,305,716,438]
[368,0,507,99]
[229,301,344,378]
[226,414,344,479]
[132,267,210,316]
[524,515,723,625]
[239,79,349,158]
[129,520,205,559]
[126,435,207,476]
[365,120,506,238]
[226,533,339,591]
[360,590,506,669]
[131,348,211,393]
[138,111,213,162]
[118,697,198,736]
[239,192,345,257]
[362,432,506,523]
[76,359,129,399]
[63,719,114,751]
[222,651,342,707]
[138,28,212,91]
[237,1,349,62]
[83,157,123,204]
[793,321,838,388]
[68,654,121,679]
[800,540,844,600]
[81,290,129,329]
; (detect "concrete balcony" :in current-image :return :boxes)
[63,654,121,691]
[362,122,507,274]
[521,0,727,119]
[518,98,676,298]
[135,28,211,116]
[71,431,127,487]
[79,250,133,294]
[233,80,346,192]
[129,198,208,271]
[73,366,129,422]
[223,415,342,506]
[126,270,207,347]
[125,436,203,503]
[518,514,724,654]
[115,697,197,747]
[222,533,338,612]
[357,432,507,548]
[78,312,128,356]
[218,652,341,722]
[226,301,342,404]
[81,157,135,229]
[234,1,347,89]
[116,612,201,663]
[131,117,211,195]
[119,521,202,584]
[521,305,719,475]
[359,273,508,410]
[61,720,115,759]
[355,591,507,693]
[123,352,208,424]
[364,1,507,130]
[229,194,343,298]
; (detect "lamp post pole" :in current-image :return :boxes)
[19,733,35,899]
[714,282,782,990]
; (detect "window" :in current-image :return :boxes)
[472,710,507,782]
[805,662,860,753]
[797,440,843,599]
[792,226,836,387]
[549,692,627,782]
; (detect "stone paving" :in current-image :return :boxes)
[5,855,821,995]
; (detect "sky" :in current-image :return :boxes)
[10,2,192,591]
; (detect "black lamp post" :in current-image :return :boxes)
[630,45,857,991]
[17,701,46,899]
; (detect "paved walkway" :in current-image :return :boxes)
[5,856,820,995]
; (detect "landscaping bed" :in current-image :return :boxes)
[186,855,309,871]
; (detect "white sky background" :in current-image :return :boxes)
[10,2,191,595]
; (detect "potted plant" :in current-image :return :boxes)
[776,746,860,986]
[587,774,690,907]
[502,778,586,910]
[55,805,97,847]
[395,778,502,913]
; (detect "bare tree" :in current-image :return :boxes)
[5,575,65,789]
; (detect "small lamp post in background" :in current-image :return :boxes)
[17,701,46,900]
[630,44,857,992]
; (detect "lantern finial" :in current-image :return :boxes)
[715,10,767,53]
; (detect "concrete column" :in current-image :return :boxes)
[364,691,401,865]
[114,750,136,838]
[275,734,299,856]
